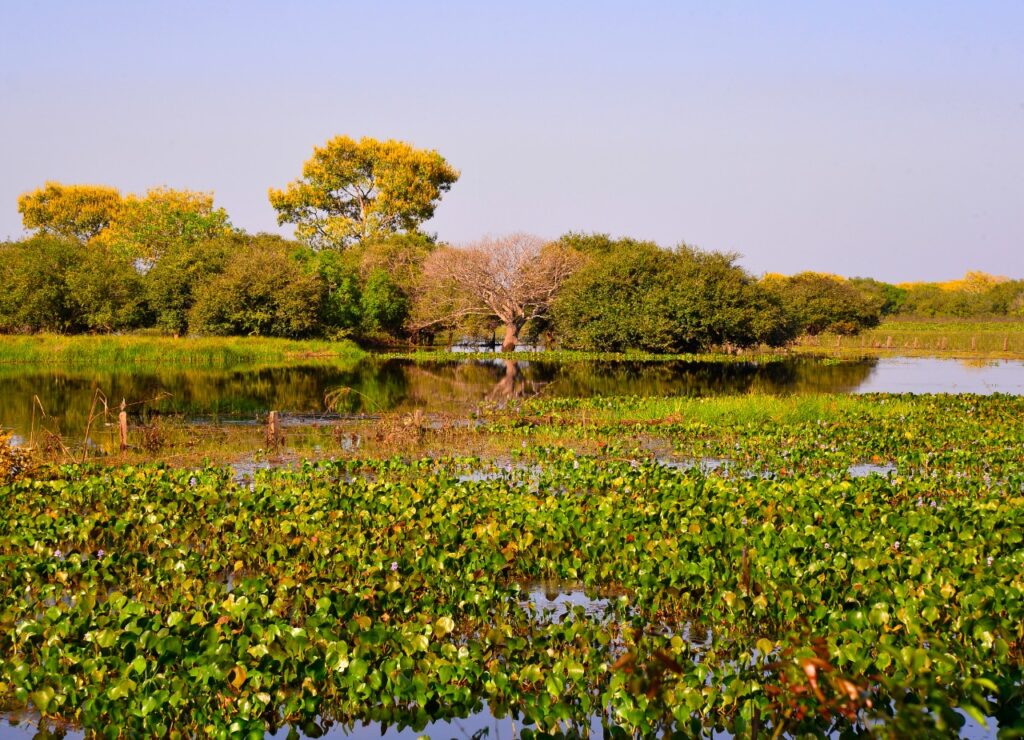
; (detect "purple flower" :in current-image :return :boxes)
[986,556,994,567]
[96,549,105,558]
[390,561,399,571]
[53,549,64,559]
[189,476,198,487]
[893,541,900,551]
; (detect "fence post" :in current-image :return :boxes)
[1004,336,1010,352]
[119,399,128,453]
[266,411,282,449]
[971,336,977,351]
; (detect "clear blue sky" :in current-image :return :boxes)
[1,1,1021,281]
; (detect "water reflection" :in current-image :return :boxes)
[2,355,1023,441]
[0,357,877,440]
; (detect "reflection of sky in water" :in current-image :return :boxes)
[853,358,1024,395]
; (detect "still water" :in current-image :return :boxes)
[2,356,1023,440]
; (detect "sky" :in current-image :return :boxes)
[1,1,1021,282]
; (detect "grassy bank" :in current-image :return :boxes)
[794,317,1024,358]
[0,334,365,367]
[385,348,789,363]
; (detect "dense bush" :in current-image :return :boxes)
[552,235,795,352]
[188,239,325,338]
[763,272,882,335]
[0,236,86,333]
[143,235,235,335]
[66,245,151,332]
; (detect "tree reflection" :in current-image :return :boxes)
[0,355,914,441]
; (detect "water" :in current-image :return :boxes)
[3,355,1022,441]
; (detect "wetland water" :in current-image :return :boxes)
[2,356,1023,441]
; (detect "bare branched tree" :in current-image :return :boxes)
[412,233,582,351]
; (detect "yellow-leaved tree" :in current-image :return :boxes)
[94,187,232,261]
[269,135,459,250]
[17,182,123,242]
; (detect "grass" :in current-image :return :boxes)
[385,348,788,363]
[519,393,875,425]
[793,317,1024,358]
[0,334,365,367]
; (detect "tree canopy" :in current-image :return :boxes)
[762,272,882,335]
[17,182,123,242]
[269,136,459,251]
[551,235,794,352]
[94,187,231,261]
[413,233,582,351]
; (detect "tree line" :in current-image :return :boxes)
[3,135,1021,352]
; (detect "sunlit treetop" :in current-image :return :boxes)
[269,135,460,251]
[897,271,1010,293]
[93,187,232,262]
[17,182,123,242]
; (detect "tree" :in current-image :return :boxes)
[269,135,459,250]
[66,245,150,332]
[848,277,906,316]
[17,182,123,242]
[143,234,236,334]
[762,272,882,335]
[96,187,231,262]
[0,237,86,333]
[413,233,582,351]
[551,235,794,353]
[188,237,324,338]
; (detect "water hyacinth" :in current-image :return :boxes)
[0,392,1021,737]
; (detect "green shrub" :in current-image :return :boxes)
[188,239,324,338]
[0,236,86,333]
[552,235,794,352]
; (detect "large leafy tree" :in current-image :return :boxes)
[551,234,794,352]
[95,187,231,262]
[269,136,459,250]
[17,182,123,242]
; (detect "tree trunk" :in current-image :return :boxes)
[501,323,519,352]
[489,360,522,402]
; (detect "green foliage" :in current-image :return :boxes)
[1,393,1022,736]
[552,235,794,352]
[900,280,1024,318]
[66,245,151,332]
[310,249,363,335]
[0,334,362,366]
[143,234,235,335]
[848,276,907,316]
[0,236,86,333]
[95,187,232,262]
[764,272,882,335]
[359,269,409,334]
[188,236,325,338]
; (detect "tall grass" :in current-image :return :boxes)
[0,335,365,367]
[794,318,1024,358]
[524,393,918,426]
